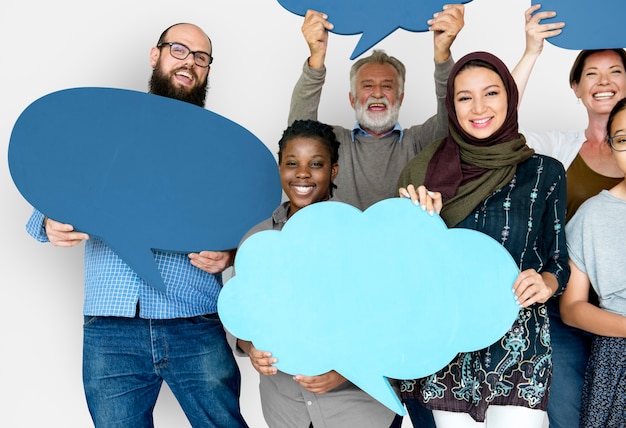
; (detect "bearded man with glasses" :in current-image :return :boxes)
[26,23,248,428]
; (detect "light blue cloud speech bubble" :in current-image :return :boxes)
[277,0,473,59]
[218,198,520,415]
[533,0,626,50]
[8,87,281,292]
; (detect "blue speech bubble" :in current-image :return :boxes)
[8,87,281,292]
[218,198,520,415]
[533,0,626,50]
[277,0,473,59]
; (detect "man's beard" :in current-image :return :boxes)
[355,97,400,135]
[149,65,208,107]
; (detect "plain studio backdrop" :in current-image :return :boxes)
[1,0,582,426]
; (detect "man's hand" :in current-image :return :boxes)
[302,9,334,69]
[44,218,89,247]
[188,250,235,274]
[430,4,465,63]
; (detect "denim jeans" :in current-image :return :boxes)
[403,398,436,428]
[83,314,248,428]
[546,300,591,428]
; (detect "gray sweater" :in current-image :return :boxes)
[288,57,454,210]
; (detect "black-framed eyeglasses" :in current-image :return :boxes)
[608,134,626,152]
[157,42,213,67]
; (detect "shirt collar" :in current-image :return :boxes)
[351,122,403,142]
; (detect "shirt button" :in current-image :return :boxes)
[307,401,313,406]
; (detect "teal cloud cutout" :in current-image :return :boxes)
[277,0,473,59]
[218,198,520,415]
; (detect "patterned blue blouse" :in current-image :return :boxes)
[401,154,570,422]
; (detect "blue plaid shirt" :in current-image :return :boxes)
[26,210,223,319]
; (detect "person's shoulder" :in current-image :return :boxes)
[239,218,272,248]
[537,153,566,167]
[566,192,608,231]
[529,153,567,174]
[332,125,352,142]
[239,203,289,246]
[522,128,584,146]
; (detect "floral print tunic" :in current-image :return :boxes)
[401,155,570,422]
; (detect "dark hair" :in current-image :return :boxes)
[569,49,626,86]
[278,120,340,164]
[607,97,626,139]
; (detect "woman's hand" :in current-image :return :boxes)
[293,370,346,394]
[523,4,564,59]
[237,339,277,376]
[399,184,443,216]
[512,269,558,307]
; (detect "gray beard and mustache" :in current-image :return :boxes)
[149,65,208,107]
[355,97,400,135]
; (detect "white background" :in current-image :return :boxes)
[1,0,583,426]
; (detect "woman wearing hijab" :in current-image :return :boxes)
[397,51,570,428]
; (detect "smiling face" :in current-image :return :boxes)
[149,23,211,106]
[453,66,508,140]
[279,137,339,218]
[572,50,626,116]
[349,62,404,136]
[608,105,626,176]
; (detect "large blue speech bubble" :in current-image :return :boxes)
[278,0,473,59]
[218,198,520,415]
[8,88,281,292]
[533,0,626,50]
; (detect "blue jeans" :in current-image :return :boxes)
[547,300,591,428]
[403,398,436,428]
[83,314,248,428]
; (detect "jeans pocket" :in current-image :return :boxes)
[83,315,98,327]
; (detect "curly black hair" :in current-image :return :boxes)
[278,120,340,165]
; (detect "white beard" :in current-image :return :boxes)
[355,97,400,135]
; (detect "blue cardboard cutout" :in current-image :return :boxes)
[277,0,473,59]
[533,0,626,50]
[218,198,520,415]
[8,87,281,292]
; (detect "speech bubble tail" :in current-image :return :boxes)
[349,28,398,60]
[342,372,406,416]
[106,241,167,292]
[134,250,167,292]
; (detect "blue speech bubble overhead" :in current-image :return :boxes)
[218,198,520,415]
[8,87,281,292]
[533,0,626,50]
[277,0,473,59]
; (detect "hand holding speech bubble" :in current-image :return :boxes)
[532,0,626,49]
[218,198,520,415]
[8,88,281,292]
[277,0,473,59]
